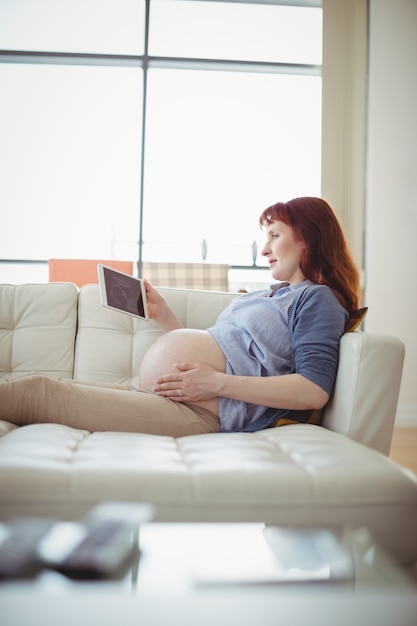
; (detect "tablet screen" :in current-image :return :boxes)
[98,265,149,320]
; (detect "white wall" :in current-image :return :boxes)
[366,0,417,426]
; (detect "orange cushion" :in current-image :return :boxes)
[48,259,134,288]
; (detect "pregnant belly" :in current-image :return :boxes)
[138,329,227,415]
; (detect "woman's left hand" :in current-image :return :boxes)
[152,362,220,402]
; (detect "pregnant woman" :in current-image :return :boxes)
[0,197,361,436]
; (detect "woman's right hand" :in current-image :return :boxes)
[143,278,183,331]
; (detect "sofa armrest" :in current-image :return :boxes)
[322,332,405,454]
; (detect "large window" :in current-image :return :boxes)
[0,0,322,286]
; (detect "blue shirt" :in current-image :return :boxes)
[207,281,348,432]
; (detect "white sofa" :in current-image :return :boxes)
[0,282,416,565]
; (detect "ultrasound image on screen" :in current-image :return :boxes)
[104,267,145,317]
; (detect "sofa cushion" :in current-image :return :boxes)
[0,283,79,380]
[0,422,415,565]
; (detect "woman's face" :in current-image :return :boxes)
[261,220,306,284]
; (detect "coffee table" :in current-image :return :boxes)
[133,523,416,594]
[1,522,416,626]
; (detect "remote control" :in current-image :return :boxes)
[37,502,154,579]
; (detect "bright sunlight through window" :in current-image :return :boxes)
[0,0,322,286]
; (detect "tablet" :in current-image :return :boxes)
[97,264,149,320]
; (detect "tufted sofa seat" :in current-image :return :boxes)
[0,282,416,566]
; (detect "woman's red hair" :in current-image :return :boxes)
[259,197,361,313]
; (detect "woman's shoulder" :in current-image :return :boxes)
[289,283,348,333]
[293,283,344,309]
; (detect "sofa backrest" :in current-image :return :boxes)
[0,283,78,380]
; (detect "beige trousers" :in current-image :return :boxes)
[0,374,221,437]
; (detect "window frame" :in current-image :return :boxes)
[0,0,367,277]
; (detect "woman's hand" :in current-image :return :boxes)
[152,362,221,402]
[143,278,183,331]
[154,365,329,411]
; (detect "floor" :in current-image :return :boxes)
[389,427,417,585]
[389,426,417,475]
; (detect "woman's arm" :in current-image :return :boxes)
[153,362,329,411]
[144,279,184,332]
[216,369,329,410]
